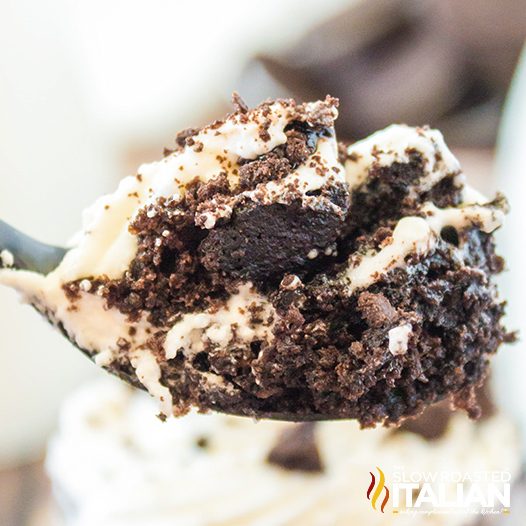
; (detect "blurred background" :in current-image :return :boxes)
[0,0,525,524]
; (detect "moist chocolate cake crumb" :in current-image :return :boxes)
[295,95,339,129]
[79,187,230,326]
[267,423,324,473]
[238,152,292,190]
[183,229,508,427]
[424,175,463,208]
[195,172,231,202]
[346,156,426,235]
[62,213,509,426]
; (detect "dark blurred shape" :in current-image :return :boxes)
[267,423,325,473]
[238,0,526,146]
[397,382,495,440]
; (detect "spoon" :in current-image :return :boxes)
[0,219,67,274]
[0,219,341,422]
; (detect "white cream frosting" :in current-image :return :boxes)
[130,350,173,417]
[46,379,521,526]
[164,283,275,360]
[388,323,413,355]
[344,124,461,191]
[0,269,152,357]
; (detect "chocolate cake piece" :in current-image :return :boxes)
[0,96,511,426]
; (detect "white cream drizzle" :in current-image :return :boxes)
[344,124,461,191]
[130,349,173,417]
[344,197,505,293]
[164,283,275,360]
[344,217,434,292]
[388,323,413,355]
[422,201,505,234]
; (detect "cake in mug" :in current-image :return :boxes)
[0,96,511,425]
[47,379,521,526]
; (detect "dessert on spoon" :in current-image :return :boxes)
[0,95,511,425]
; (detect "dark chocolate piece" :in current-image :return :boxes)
[267,423,324,473]
[398,383,496,440]
[199,190,348,282]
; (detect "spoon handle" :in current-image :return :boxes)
[0,219,67,274]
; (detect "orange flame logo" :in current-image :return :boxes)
[367,466,390,513]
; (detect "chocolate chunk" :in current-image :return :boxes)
[267,423,324,473]
[357,292,398,327]
[199,196,347,283]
